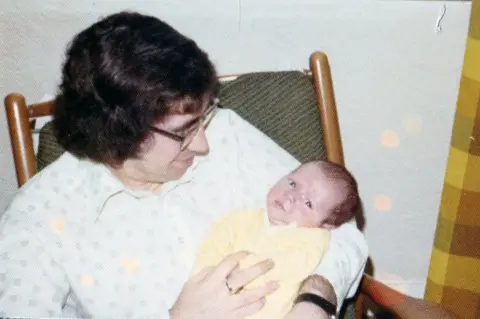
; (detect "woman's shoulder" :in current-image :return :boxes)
[1,152,93,230]
[14,152,83,194]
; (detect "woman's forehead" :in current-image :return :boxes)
[160,112,201,129]
[157,96,210,126]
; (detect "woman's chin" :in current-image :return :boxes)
[268,217,287,226]
[164,161,193,181]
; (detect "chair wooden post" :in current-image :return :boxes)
[5,93,36,187]
[309,52,345,166]
[310,52,365,318]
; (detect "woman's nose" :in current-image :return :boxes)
[188,127,209,154]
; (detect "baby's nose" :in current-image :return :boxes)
[283,193,296,209]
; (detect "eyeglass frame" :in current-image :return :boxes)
[149,98,220,151]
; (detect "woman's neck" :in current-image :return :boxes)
[108,163,164,193]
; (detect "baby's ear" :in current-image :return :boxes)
[320,222,335,230]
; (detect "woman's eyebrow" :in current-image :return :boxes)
[170,116,201,133]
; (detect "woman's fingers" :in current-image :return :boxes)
[210,251,250,280]
[232,280,278,307]
[230,282,279,319]
[231,281,280,319]
[172,253,278,319]
[227,258,275,291]
[232,298,266,319]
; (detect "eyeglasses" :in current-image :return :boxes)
[150,98,220,151]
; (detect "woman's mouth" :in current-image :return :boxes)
[178,157,194,166]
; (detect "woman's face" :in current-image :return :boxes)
[148,111,211,180]
[120,107,211,186]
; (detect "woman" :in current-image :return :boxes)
[0,11,367,319]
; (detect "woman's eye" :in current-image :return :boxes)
[288,180,296,188]
[181,125,199,137]
[305,200,312,209]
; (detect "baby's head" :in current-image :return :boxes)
[266,160,359,228]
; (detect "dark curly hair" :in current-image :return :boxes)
[53,11,219,165]
[314,161,359,227]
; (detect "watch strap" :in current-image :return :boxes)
[294,293,337,317]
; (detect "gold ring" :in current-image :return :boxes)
[225,279,242,295]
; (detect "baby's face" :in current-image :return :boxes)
[266,164,343,228]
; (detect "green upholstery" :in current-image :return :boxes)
[219,71,326,163]
[36,121,63,171]
[37,71,326,171]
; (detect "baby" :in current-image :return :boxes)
[191,160,359,319]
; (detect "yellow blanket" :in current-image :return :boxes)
[191,209,330,319]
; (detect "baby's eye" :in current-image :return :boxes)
[305,200,313,209]
[288,179,296,188]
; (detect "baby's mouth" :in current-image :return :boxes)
[274,200,285,212]
[268,200,287,225]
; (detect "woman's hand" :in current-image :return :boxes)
[169,251,278,319]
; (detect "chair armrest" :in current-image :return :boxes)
[360,274,458,319]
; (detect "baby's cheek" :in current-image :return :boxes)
[266,185,280,200]
[275,209,290,221]
[291,209,314,227]
[266,190,274,203]
[268,206,282,220]
[278,209,293,220]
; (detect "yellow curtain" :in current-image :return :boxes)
[424,2,480,318]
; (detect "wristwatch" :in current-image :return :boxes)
[294,293,337,318]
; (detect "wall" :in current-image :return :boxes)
[0,0,472,298]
